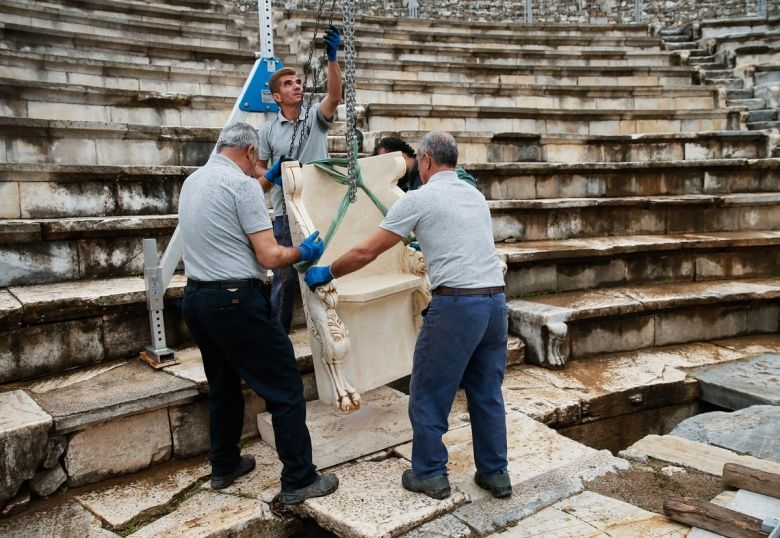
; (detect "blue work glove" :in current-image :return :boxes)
[323,25,340,62]
[263,156,286,186]
[409,241,421,251]
[305,265,334,290]
[297,231,324,262]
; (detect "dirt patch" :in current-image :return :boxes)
[585,457,723,514]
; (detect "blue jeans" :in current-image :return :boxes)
[409,292,509,479]
[182,283,317,490]
[271,215,300,333]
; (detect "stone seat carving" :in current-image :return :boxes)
[282,152,430,412]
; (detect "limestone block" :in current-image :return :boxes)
[42,435,67,468]
[0,242,81,288]
[102,307,189,360]
[8,137,48,163]
[95,140,175,166]
[116,180,181,215]
[19,182,116,218]
[654,306,748,346]
[64,408,172,487]
[495,491,688,537]
[50,138,97,165]
[0,391,52,506]
[28,102,108,123]
[401,514,473,537]
[670,405,780,463]
[0,182,20,218]
[621,434,780,477]
[625,253,694,284]
[501,367,581,427]
[569,314,655,358]
[130,491,298,538]
[505,264,557,295]
[28,463,66,497]
[75,459,210,528]
[684,353,780,410]
[201,440,283,502]
[557,258,627,292]
[296,458,468,538]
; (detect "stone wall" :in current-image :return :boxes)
[254,0,780,26]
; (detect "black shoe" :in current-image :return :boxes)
[210,455,256,490]
[474,470,512,498]
[401,469,451,500]
[279,472,339,505]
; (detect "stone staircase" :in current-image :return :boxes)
[660,16,780,130]
[2,0,780,535]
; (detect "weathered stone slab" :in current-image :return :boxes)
[395,412,625,502]
[712,333,780,355]
[28,463,66,497]
[670,405,780,463]
[620,434,780,476]
[130,491,297,538]
[201,440,283,503]
[401,514,474,537]
[451,451,620,535]
[684,353,780,409]
[64,408,172,487]
[0,501,117,537]
[25,359,198,432]
[0,390,52,506]
[492,491,688,537]
[296,458,468,538]
[0,289,22,328]
[75,458,210,528]
[690,489,780,538]
[500,367,582,427]
[258,386,413,469]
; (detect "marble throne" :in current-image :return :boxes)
[280,152,431,412]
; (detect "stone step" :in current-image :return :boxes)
[366,104,737,135]
[728,88,755,100]
[749,108,779,122]
[0,0,257,50]
[366,130,770,163]
[0,50,249,95]
[700,17,778,40]
[703,68,736,79]
[748,119,780,129]
[509,277,780,367]
[704,77,744,89]
[497,230,780,296]
[688,54,718,65]
[489,192,780,242]
[473,158,780,200]
[359,81,718,110]
[727,97,767,110]
[0,79,235,128]
[665,41,700,51]
[753,68,780,85]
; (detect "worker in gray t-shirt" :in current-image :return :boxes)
[253,26,343,334]
[303,132,511,501]
[179,122,338,505]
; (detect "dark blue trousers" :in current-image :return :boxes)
[271,215,299,333]
[409,292,509,479]
[182,283,317,490]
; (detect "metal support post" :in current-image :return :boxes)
[142,237,175,363]
[259,0,274,58]
[525,0,533,24]
[635,0,643,22]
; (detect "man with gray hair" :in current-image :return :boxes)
[178,122,339,504]
[304,131,511,500]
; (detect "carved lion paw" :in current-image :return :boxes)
[336,392,362,413]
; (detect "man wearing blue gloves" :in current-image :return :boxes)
[305,132,511,501]
[179,122,339,504]
[256,25,343,333]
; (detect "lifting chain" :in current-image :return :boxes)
[341,0,359,203]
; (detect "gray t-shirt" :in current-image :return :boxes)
[179,154,272,281]
[258,103,332,216]
[380,170,504,290]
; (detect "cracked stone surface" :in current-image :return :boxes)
[0,501,117,537]
[28,463,67,497]
[491,491,688,536]
[129,491,298,538]
[671,405,780,462]
[395,412,625,502]
[75,458,210,528]
[0,390,52,506]
[296,458,469,538]
[401,514,473,537]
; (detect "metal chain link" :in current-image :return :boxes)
[341,0,359,203]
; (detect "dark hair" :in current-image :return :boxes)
[269,67,299,94]
[372,136,415,158]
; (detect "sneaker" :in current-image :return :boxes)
[401,469,451,500]
[210,454,256,490]
[279,472,339,505]
[474,470,512,498]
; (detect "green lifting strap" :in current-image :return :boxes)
[293,157,412,272]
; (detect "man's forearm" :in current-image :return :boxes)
[330,246,376,278]
[327,60,342,104]
[261,245,301,270]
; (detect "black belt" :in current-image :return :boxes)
[187,278,264,289]
[432,286,504,296]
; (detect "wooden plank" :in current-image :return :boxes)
[663,497,766,538]
[723,463,780,499]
